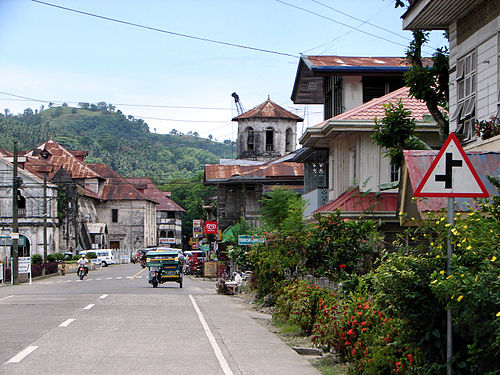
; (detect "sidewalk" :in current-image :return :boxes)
[194,292,320,375]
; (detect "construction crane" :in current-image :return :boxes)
[231,92,245,116]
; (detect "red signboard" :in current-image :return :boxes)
[204,221,218,234]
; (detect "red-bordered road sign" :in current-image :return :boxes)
[414,133,489,198]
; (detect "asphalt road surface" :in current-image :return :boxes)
[0,264,319,375]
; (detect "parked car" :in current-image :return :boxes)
[80,249,116,267]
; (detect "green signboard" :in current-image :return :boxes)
[238,235,265,246]
[199,244,210,251]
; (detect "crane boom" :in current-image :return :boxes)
[231,92,245,116]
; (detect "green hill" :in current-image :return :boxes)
[0,104,234,182]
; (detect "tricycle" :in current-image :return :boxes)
[146,249,184,288]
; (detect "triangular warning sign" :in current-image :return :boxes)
[414,133,489,198]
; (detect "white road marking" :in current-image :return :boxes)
[99,294,108,299]
[59,318,75,327]
[0,295,13,301]
[83,304,95,310]
[86,278,93,281]
[7,346,39,363]
[96,278,102,280]
[116,277,122,279]
[65,280,72,283]
[130,268,146,280]
[189,295,233,375]
[106,277,113,280]
[137,275,142,279]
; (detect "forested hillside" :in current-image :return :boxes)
[0,103,234,182]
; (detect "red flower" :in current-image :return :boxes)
[407,353,413,363]
[339,264,347,270]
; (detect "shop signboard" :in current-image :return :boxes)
[238,235,265,245]
[159,237,176,244]
[204,221,218,234]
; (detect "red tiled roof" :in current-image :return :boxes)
[28,140,102,180]
[314,188,398,214]
[324,86,431,123]
[233,99,303,121]
[125,177,185,212]
[87,163,153,202]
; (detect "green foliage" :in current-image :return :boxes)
[47,254,57,262]
[304,212,379,279]
[0,105,234,182]
[160,173,216,243]
[260,187,306,233]
[475,115,500,140]
[72,254,81,261]
[53,252,65,261]
[371,100,427,169]
[85,252,97,259]
[274,279,334,335]
[31,254,43,265]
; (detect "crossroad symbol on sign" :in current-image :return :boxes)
[414,133,489,198]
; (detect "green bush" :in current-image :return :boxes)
[53,252,64,261]
[47,254,56,262]
[72,254,81,260]
[31,254,43,265]
[274,279,334,335]
[85,251,97,259]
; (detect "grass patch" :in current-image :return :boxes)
[310,356,349,375]
[273,319,302,335]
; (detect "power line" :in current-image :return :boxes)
[32,0,299,58]
[274,0,411,50]
[0,91,231,111]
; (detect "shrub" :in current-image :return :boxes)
[85,251,97,259]
[47,254,56,262]
[72,254,81,261]
[53,252,64,261]
[31,254,43,265]
[275,279,336,335]
[475,116,500,140]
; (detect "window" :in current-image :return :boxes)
[362,77,404,103]
[17,191,26,217]
[167,211,176,219]
[160,230,166,237]
[265,127,274,151]
[454,51,477,142]
[285,128,293,152]
[390,164,400,182]
[246,127,254,151]
[167,231,174,238]
[112,209,118,223]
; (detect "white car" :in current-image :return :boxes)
[80,249,116,267]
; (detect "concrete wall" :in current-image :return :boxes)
[237,118,298,160]
[95,199,156,252]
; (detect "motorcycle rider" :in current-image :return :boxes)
[77,254,89,275]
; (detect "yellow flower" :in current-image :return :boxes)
[446,275,453,280]
[451,295,454,299]
[463,225,468,229]
[491,256,497,262]
[430,242,434,246]
[451,228,458,235]
[457,295,464,302]
[497,312,500,317]
[436,255,441,259]
[461,274,465,278]
[439,270,445,274]
[440,217,445,221]
[466,245,472,250]
[461,238,466,243]
[475,276,478,282]
[445,223,451,227]
[431,280,437,284]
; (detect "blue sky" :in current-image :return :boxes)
[0,0,446,142]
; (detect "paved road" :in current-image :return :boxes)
[0,264,319,375]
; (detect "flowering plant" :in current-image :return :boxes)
[475,115,500,140]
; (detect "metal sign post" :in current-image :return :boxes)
[414,133,489,375]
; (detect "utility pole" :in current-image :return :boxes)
[43,176,47,275]
[12,142,19,285]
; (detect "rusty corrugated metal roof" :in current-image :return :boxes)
[125,177,185,212]
[205,161,303,182]
[404,150,500,212]
[232,98,303,121]
[306,56,412,68]
[314,188,398,214]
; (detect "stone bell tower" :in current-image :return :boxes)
[232,97,303,161]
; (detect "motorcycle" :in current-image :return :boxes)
[77,265,87,280]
